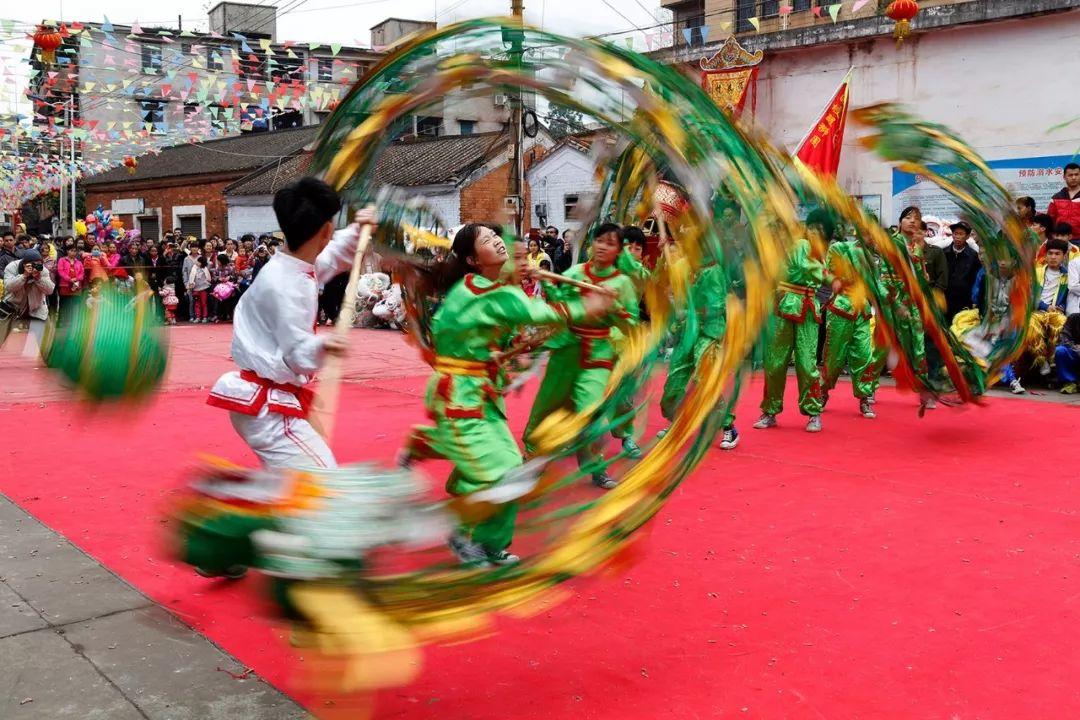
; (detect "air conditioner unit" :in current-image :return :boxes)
[535,203,547,218]
[504,196,520,210]
[493,93,510,108]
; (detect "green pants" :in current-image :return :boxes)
[523,344,611,467]
[761,317,824,417]
[823,311,877,400]
[661,335,735,427]
[406,395,522,553]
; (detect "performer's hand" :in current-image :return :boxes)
[582,289,616,319]
[831,279,843,295]
[322,334,350,356]
[354,206,377,231]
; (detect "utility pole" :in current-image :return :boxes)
[507,0,525,236]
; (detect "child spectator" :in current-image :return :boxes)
[187,255,212,322]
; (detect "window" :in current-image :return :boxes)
[458,120,476,135]
[271,57,304,84]
[138,216,160,242]
[793,0,812,10]
[141,43,162,74]
[317,57,333,82]
[180,42,193,57]
[139,99,166,133]
[178,215,202,239]
[673,0,706,47]
[206,46,225,72]
[208,104,229,135]
[238,53,264,81]
[564,193,580,219]
[736,0,758,33]
[184,103,200,124]
[416,116,441,137]
[272,108,303,130]
[761,0,780,16]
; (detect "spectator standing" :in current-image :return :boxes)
[943,221,981,322]
[542,225,560,258]
[251,245,271,280]
[1016,196,1036,226]
[1032,213,1055,246]
[182,246,200,321]
[553,233,574,274]
[145,244,167,291]
[211,253,238,322]
[525,237,551,268]
[187,255,212,322]
[0,249,54,347]
[0,231,17,270]
[1048,163,1080,240]
[56,243,84,320]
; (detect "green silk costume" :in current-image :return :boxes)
[877,234,929,382]
[523,260,638,464]
[760,238,826,417]
[405,273,587,553]
[822,240,878,401]
[661,261,733,427]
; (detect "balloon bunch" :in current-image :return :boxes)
[83,205,125,244]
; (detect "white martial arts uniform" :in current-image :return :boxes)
[208,224,360,470]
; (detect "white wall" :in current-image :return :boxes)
[227,201,280,238]
[526,145,602,232]
[750,9,1080,223]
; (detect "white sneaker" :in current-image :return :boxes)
[860,399,876,418]
[718,427,739,450]
[753,414,777,430]
[805,415,822,433]
[1010,378,1026,395]
[1038,358,1052,376]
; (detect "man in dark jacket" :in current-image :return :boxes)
[1048,162,1080,240]
[943,221,981,322]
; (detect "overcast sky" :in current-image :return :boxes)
[1,1,670,118]
[9,0,669,46]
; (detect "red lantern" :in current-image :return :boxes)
[123,156,138,175]
[33,24,63,65]
[885,0,920,46]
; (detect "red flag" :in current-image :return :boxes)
[794,70,852,177]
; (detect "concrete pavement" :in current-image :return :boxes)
[0,495,303,719]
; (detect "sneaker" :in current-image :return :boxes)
[867,394,877,405]
[924,398,937,410]
[860,399,876,418]
[592,472,618,490]
[449,532,491,567]
[718,427,739,450]
[485,548,520,567]
[621,437,643,459]
[805,415,822,433]
[1009,378,1026,395]
[195,565,248,580]
[1062,383,1079,395]
[753,414,777,430]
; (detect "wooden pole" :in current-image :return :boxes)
[313,222,373,441]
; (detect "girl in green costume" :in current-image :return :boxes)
[822,237,879,419]
[399,223,613,567]
[521,223,639,490]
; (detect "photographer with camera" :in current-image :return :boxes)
[1,249,55,348]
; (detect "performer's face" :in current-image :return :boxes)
[471,226,507,277]
[627,243,644,261]
[1047,248,1066,269]
[591,232,621,267]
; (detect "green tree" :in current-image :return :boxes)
[546,103,586,139]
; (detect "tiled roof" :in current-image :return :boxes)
[82,126,321,186]
[226,131,509,196]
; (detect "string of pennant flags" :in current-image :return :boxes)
[0,0,889,209]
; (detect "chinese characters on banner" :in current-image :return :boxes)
[794,72,851,177]
[892,156,1073,221]
[699,36,763,119]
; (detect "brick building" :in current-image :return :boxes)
[225,131,553,235]
[82,126,318,240]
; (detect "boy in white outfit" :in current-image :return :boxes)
[207,177,374,470]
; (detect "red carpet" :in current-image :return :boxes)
[3,327,1080,718]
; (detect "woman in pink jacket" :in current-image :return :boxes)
[57,244,85,321]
